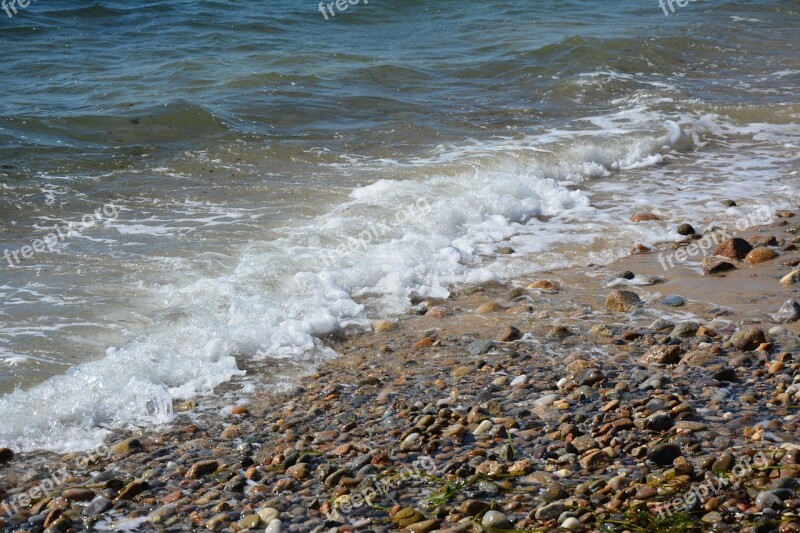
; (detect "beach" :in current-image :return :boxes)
[1,1,800,531]
[1,209,799,532]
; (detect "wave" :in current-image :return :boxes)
[0,119,701,452]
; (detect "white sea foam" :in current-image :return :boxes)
[0,115,796,452]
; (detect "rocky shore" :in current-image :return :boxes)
[1,206,800,533]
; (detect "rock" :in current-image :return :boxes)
[83,497,113,516]
[648,443,682,465]
[774,301,800,323]
[476,302,503,314]
[185,460,218,479]
[561,517,581,530]
[702,258,736,275]
[460,500,490,516]
[646,413,674,431]
[730,327,766,351]
[238,514,261,529]
[712,452,735,472]
[373,320,396,332]
[635,486,658,500]
[111,438,142,455]
[481,510,510,528]
[115,480,149,501]
[265,519,286,533]
[414,337,436,347]
[632,213,661,222]
[661,295,685,307]
[772,477,800,490]
[777,210,795,218]
[535,502,569,520]
[0,448,12,463]
[713,237,752,260]
[755,491,783,510]
[425,306,449,318]
[650,319,674,331]
[571,435,599,454]
[677,223,696,235]
[573,367,603,386]
[631,243,653,254]
[62,488,95,502]
[392,508,425,528]
[580,450,610,469]
[712,367,737,382]
[496,326,522,342]
[528,280,560,292]
[640,345,681,365]
[605,290,641,312]
[722,200,737,207]
[671,321,699,338]
[781,269,800,284]
[468,340,494,356]
[745,248,779,263]
[258,507,280,524]
[405,519,441,533]
[497,246,515,254]
[286,463,310,480]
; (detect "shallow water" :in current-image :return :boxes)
[0,0,798,451]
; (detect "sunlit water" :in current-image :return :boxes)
[0,0,798,451]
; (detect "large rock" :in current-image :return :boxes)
[713,238,752,260]
[605,290,641,312]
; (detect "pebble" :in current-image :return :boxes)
[661,295,686,306]
[264,519,286,533]
[481,510,510,528]
[561,516,581,530]
[745,247,779,263]
[468,340,494,356]
[631,213,661,222]
[605,290,641,312]
[496,325,522,342]
[713,237,753,260]
[781,269,800,284]
[774,300,800,323]
[756,491,784,510]
[476,302,504,313]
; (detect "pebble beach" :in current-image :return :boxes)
[1,205,799,533]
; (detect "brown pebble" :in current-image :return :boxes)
[631,213,661,222]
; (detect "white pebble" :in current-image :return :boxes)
[265,519,286,533]
[557,377,568,389]
[473,420,493,435]
[403,432,420,444]
[561,517,581,530]
[510,374,528,386]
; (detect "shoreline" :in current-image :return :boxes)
[1,204,799,532]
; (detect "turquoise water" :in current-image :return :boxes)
[0,0,798,451]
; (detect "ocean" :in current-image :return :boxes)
[0,0,798,452]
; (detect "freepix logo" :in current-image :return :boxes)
[659,0,701,16]
[1,0,36,19]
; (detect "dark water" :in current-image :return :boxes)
[0,0,798,451]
